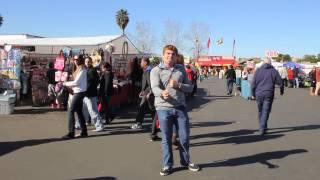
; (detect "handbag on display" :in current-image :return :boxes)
[55,71,68,82]
[54,56,65,71]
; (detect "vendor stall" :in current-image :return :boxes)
[0,34,143,108]
[0,46,21,114]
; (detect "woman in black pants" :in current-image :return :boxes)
[62,55,88,139]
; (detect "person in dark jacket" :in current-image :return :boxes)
[83,56,104,132]
[99,62,114,124]
[47,62,57,106]
[308,66,316,96]
[225,65,236,96]
[251,58,284,136]
[131,57,160,140]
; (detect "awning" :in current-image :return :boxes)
[196,56,237,66]
[0,35,122,46]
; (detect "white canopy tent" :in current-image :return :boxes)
[255,60,283,69]
[0,34,141,55]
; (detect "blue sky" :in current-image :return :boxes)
[0,0,319,57]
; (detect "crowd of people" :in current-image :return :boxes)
[40,45,319,176]
[44,45,201,176]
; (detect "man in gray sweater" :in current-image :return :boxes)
[150,45,200,176]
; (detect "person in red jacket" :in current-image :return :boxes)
[287,68,294,88]
[314,68,320,96]
[185,64,195,82]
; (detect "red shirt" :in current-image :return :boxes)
[287,69,294,80]
[316,69,320,82]
[185,68,194,82]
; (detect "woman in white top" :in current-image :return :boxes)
[242,67,248,80]
[62,55,88,139]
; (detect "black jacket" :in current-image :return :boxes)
[141,66,153,94]
[251,63,284,98]
[99,71,114,96]
[86,67,99,97]
[140,66,155,110]
[225,68,236,80]
[46,68,57,84]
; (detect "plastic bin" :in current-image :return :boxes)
[241,80,252,100]
[0,94,16,115]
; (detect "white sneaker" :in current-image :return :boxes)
[92,128,104,132]
[131,123,142,129]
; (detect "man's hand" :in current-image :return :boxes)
[139,91,146,97]
[251,96,256,100]
[161,90,170,100]
[169,79,179,89]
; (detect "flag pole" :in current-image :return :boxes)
[232,38,235,57]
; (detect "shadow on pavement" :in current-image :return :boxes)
[190,121,235,128]
[186,88,231,112]
[13,107,65,114]
[267,125,320,135]
[0,126,150,157]
[73,177,116,180]
[0,138,63,156]
[190,129,256,140]
[200,149,308,169]
[190,124,320,147]
[190,134,284,147]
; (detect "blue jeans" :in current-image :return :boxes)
[157,107,190,168]
[256,96,273,131]
[226,79,234,94]
[83,96,104,130]
[68,92,87,135]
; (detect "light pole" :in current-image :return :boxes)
[195,37,200,59]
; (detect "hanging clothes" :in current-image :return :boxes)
[90,50,102,68]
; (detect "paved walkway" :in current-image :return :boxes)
[1,78,320,180]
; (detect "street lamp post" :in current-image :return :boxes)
[196,38,200,59]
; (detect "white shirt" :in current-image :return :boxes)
[235,69,242,78]
[64,68,87,93]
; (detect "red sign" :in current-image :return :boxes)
[265,50,279,58]
[196,56,236,66]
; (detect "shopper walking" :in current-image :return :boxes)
[225,65,236,96]
[83,56,104,132]
[62,55,88,139]
[251,58,284,136]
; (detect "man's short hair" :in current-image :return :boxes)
[263,57,271,64]
[162,45,178,55]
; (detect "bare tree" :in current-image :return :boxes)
[186,22,210,58]
[162,19,185,52]
[131,21,157,54]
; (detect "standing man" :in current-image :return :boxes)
[83,56,104,132]
[150,45,200,176]
[225,65,236,96]
[131,57,161,141]
[251,58,284,136]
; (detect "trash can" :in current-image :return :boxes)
[241,80,252,100]
[0,94,16,115]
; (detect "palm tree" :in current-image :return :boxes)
[0,15,3,27]
[116,9,129,35]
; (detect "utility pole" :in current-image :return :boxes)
[196,37,200,59]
